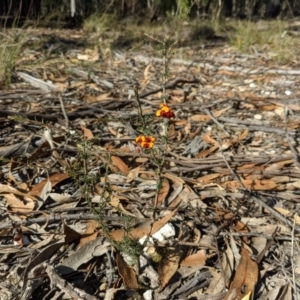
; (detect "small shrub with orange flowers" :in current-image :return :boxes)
[156,104,175,119]
[135,103,175,150]
[135,136,156,149]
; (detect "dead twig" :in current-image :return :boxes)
[46,264,98,300]
[58,93,69,129]
[0,213,150,230]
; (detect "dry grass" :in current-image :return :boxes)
[227,20,299,64]
[0,29,29,85]
[82,16,300,66]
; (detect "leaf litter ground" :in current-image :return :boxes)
[0,27,300,300]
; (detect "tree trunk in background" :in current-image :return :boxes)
[0,0,299,24]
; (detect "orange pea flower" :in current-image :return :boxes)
[135,136,155,149]
[156,104,175,118]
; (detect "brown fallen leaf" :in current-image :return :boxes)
[157,222,192,292]
[109,207,179,242]
[205,268,226,295]
[178,185,207,209]
[111,156,130,175]
[157,179,170,206]
[224,179,277,191]
[261,104,278,110]
[189,114,211,122]
[190,107,229,122]
[63,221,82,243]
[79,220,99,247]
[221,245,235,287]
[126,166,140,183]
[212,107,231,117]
[0,184,37,201]
[180,249,208,266]
[29,173,70,198]
[80,125,94,140]
[265,160,293,172]
[196,145,218,158]
[242,179,277,190]
[83,93,111,103]
[224,247,258,300]
[197,173,221,184]
[110,195,136,217]
[232,220,250,243]
[235,130,248,142]
[238,163,257,170]
[5,193,35,216]
[202,132,218,146]
[238,91,265,101]
[163,172,185,185]
[115,251,139,290]
[273,207,300,225]
[158,245,185,292]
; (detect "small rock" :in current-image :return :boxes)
[143,290,153,300]
[254,114,262,120]
[285,90,292,96]
[99,283,107,291]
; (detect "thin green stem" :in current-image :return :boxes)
[134,85,146,131]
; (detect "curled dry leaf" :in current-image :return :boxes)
[115,251,139,290]
[224,247,258,300]
[163,172,185,185]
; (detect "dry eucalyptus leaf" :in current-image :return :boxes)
[115,251,139,290]
[56,237,110,275]
[224,248,258,300]
[110,207,180,242]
